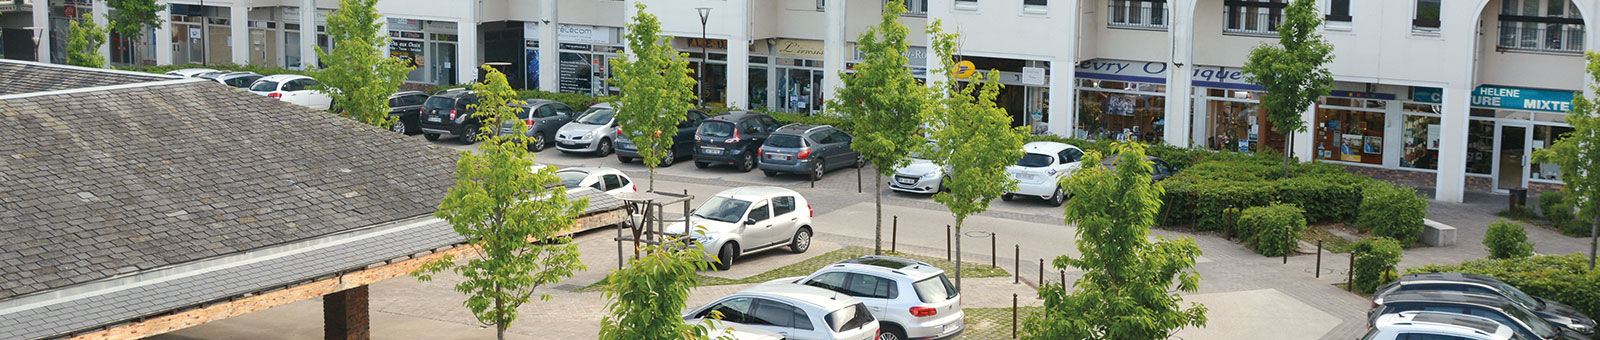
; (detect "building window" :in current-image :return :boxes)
[817,0,825,11]
[1498,0,1584,54]
[1024,0,1048,6]
[1326,0,1352,23]
[890,0,929,16]
[1413,0,1442,32]
[1108,0,1168,30]
[1400,103,1441,170]
[1224,0,1287,36]
[1313,97,1388,165]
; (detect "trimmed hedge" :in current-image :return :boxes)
[1484,220,1534,259]
[1410,254,1600,321]
[1351,237,1403,294]
[1356,182,1428,245]
[1276,175,1361,223]
[1539,191,1592,237]
[1237,204,1307,257]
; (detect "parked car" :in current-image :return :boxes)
[694,111,784,172]
[199,71,263,89]
[418,88,482,145]
[553,167,635,195]
[248,74,334,110]
[1364,311,1520,340]
[684,283,881,340]
[708,324,785,340]
[164,68,218,78]
[888,143,946,194]
[386,91,429,135]
[1368,291,1585,340]
[498,99,577,151]
[773,256,964,340]
[1375,273,1597,335]
[1001,141,1083,206]
[756,124,863,180]
[616,109,711,167]
[667,186,812,270]
[1098,155,1177,182]
[555,103,619,155]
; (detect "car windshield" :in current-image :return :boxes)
[1488,281,1544,309]
[693,196,752,223]
[1503,303,1558,338]
[225,75,261,88]
[575,108,614,125]
[913,274,959,303]
[248,80,279,92]
[424,97,455,111]
[555,171,588,189]
[825,303,875,332]
[700,121,735,138]
[767,134,804,148]
[1017,153,1053,167]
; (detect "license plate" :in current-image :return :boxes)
[701,147,723,155]
[769,154,790,160]
[897,178,915,185]
[427,117,442,122]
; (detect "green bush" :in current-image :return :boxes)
[1237,204,1307,257]
[1410,254,1600,321]
[1538,191,1592,237]
[1195,180,1276,233]
[1483,220,1534,259]
[1275,174,1362,223]
[1146,144,1213,171]
[1351,237,1403,294]
[1356,183,1427,245]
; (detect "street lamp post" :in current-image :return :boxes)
[696,7,710,107]
[24,26,43,62]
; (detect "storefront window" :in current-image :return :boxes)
[1400,113,1441,170]
[1531,124,1574,181]
[750,65,769,110]
[1466,119,1496,175]
[775,58,824,114]
[1076,79,1166,142]
[1204,89,1271,152]
[1313,98,1386,165]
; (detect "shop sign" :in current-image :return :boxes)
[775,39,824,59]
[1021,67,1046,86]
[389,31,424,40]
[953,60,976,79]
[686,38,727,50]
[423,20,457,33]
[1074,58,1261,91]
[526,23,618,45]
[389,40,423,69]
[1472,85,1575,113]
[559,43,592,51]
[1411,87,1443,104]
[1329,90,1396,100]
[386,18,422,32]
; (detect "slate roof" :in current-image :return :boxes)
[0,61,174,95]
[0,78,461,300]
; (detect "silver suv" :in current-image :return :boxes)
[773,256,964,340]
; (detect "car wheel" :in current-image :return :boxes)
[458,125,479,145]
[810,159,825,181]
[763,170,777,177]
[530,133,548,152]
[617,155,632,163]
[1048,187,1066,207]
[424,133,440,141]
[660,153,676,167]
[736,152,756,172]
[597,138,613,156]
[789,227,812,253]
[695,161,709,169]
[716,243,737,271]
[1001,193,1014,201]
[390,120,407,134]
[877,325,907,340]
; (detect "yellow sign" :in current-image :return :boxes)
[775,39,825,59]
[954,60,976,79]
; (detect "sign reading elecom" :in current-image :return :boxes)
[1471,85,1576,113]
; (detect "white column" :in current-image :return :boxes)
[726,0,751,109]
[93,0,109,63]
[230,3,248,65]
[378,20,390,55]
[1191,89,1208,146]
[1293,103,1315,161]
[299,0,317,68]
[822,0,846,115]
[1162,0,1197,147]
[539,0,559,91]
[925,0,949,90]
[1382,100,1403,168]
[1435,86,1470,202]
[155,2,172,65]
[767,41,778,109]
[458,18,479,84]
[33,0,49,62]
[1049,58,1076,138]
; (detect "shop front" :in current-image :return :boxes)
[1461,85,1576,192]
[952,55,1048,133]
[384,19,458,85]
[1311,92,1395,166]
[525,23,622,95]
[772,38,826,114]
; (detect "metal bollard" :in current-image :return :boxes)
[1038,258,1044,287]
[892,216,898,253]
[991,234,997,269]
[1014,245,1020,284]
[856,166,862,193]
[1315,240,1323,278]
[946,225,952,261]
[1012,293,1019,339]
[1346,251,1355,292]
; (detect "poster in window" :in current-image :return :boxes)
[526,49,539,91]
[1341,134,1364,162]
[389,40,423,69]
[1426,124,1441,150]
[1106,95,1135,116]
[1364,136,1382,154]
[559,52,592,95]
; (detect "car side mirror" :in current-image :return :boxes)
[744,218,757,225]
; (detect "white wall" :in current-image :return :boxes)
[1475,0,1587,90]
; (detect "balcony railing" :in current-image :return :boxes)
[1108,1,1168,30]
[1498,21,1585,54]
[1223,5,1282,36]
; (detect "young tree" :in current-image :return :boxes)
[611,2,697,192]
[107,0,165,63]
[1533,51,1600,270]
[66,14,107,68]
[314,0,413,127]
[924,21,1025,289]
[1024,143,1207,340]
[413,67,588,340]
[1242,0,1333,178]
[827,0,927,255]
[598,244,726,340]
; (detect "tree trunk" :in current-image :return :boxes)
[955,217,964,291]
[495,292,506,340]
[1282,131,1293,179]
[649,166,656,193]
[875,177,883,255]
[1590,215,1598,270]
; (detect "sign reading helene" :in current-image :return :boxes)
[775,39,824,59]
[1471,85,1576,113]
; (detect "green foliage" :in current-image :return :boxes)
[1485,220,1535,259]
[1194,179,1275,233]
[1157,154,1418,239]
[1539,191,1590,236]
[1146,144,1213,171]
[1351,237,1402,294]
[1275,175,1360,223]
[1242,0,1334,178]
[1532,51,1600,269]
[314,0,413,127]
[66,14,107,68]
[611,2,697,191]
[598,244,725,340]
[1410,254,1600,320]
[1025,142,1207,340]
[106,0,165,39]
[1356,182,1427,245]
[411,68,588,340]
[1237,204,1307,257]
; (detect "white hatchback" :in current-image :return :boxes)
[553,167,635,196]
[685,283,881,340]
[667,186,813,270]
[1365,311,1520,340]
[775,256,964,340]
[248,74,334,110]
[1002,141,1083,206]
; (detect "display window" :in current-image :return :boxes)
[1203,89,1279,153]
[1313,97,1387,165]
[1400,103,1442,170]
[1076,79,1166,142]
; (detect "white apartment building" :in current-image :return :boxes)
[0,0,1591,204]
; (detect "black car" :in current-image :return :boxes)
[498,99,577,152]
[616,109,710,166]
[693,111,784,172]
[387,91,429,135]
[1369,290,1587,340]
[756,124,862,180]
[1375,272,1597,335]
[1099,155,1177,181]
[419,89,481,145]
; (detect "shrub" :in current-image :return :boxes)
[1356,183,1427,245]
[1351,237,1403,294]
[1483,220,1534,259]
[1538,191,1592,237]
[1146,144,1213,171]
[1410,254,1600,320]
[1275,175,1361,223]
[1194,180,1275,233]
[1237,204,1307,256]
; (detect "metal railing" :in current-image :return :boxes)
[1223,7,1282,36]
[1108,1,1168,30]
[1498,21,1585,54]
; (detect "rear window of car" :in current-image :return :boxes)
[556,171,587,189]
[248,80,279,92]
[699,121,735,138]
[914,274,958,303]
[225,75,261,88]
[1017,153,1053,167]
[424,97,455,112]
[767,134,805,148]
[511,106,532,120]
[824,303,875,333]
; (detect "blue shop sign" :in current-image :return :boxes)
[1472,85,1576,113]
